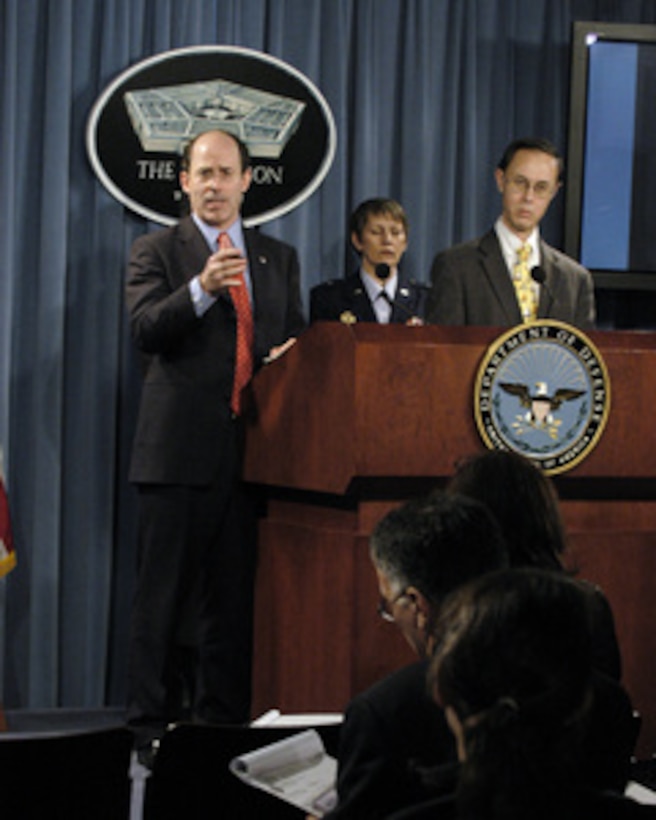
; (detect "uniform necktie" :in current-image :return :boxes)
[513,243,538,322]
[218,231,253,415]
[377,290,393,324]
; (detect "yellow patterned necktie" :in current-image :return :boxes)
[513,243,538,322]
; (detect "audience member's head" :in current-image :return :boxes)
[369,491,508,658]
[428,568,593,820]
[447,449,566,571]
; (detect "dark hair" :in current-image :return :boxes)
[430,568,593,820]
[369,491,509,608]
[497,137,564,180]
[447,450,567,571]
[349,198,409,241]
[180,129,251,174]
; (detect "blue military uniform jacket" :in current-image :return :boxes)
[310,270,429,324]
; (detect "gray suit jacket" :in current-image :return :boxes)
[426,229,596,330]
[126,216,306,485]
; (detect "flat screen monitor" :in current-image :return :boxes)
[565,21,656,290]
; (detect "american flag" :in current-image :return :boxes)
[0,449,15,577]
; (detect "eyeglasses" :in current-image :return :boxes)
[377,589,409,623]
[505,175,556,200]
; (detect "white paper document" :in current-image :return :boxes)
[626,780,656,805]
[251,709,343,728]
[229,728,337,816]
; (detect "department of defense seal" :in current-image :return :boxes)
[474,321,611,475]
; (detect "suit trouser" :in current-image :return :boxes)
[126,422,257,744]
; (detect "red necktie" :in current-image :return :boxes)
[218,232,253,415]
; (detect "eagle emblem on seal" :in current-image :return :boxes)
[500,381,585,429]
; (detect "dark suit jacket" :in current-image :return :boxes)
[126,216,305,486]
[325,661,636,820]
[386,787,656,820]
[310,271,429,324]
[426,230,596,330]
[324,661,456,820]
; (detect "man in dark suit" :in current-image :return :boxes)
[426,138,596,330]
[125,129,305,767]
[310,198,428,325]
[321,493,509,820]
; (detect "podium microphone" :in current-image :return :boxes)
[375,263,427,324]
[531,266,553,303]
[375,263,391,281]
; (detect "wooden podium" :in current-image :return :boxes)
[244,322,656,756]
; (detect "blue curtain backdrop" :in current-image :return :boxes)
[1,0,655,710]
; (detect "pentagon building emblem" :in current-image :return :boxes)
[474,321,611,475]
[123,80,306,160]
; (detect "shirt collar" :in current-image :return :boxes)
[495,217,540,271]
[360,267,398,302]
[192,213,246,254]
